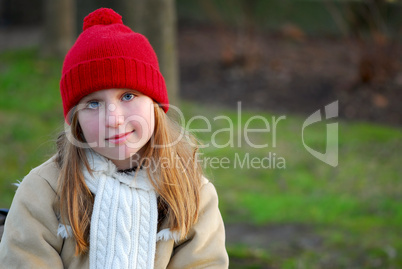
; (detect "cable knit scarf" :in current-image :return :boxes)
[83,150,158,269]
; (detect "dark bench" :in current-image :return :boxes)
[0,208,9,241]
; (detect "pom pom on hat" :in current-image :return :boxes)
[60,8,169,123]
[83,8,123,31]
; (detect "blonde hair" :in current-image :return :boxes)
[56,104,203,255]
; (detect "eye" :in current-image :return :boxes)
[86,101,100,109]
[122,93,135,101]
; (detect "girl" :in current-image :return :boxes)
[0,8,228,269]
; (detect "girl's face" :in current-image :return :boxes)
[77,88,155,169]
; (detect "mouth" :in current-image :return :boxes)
[106,130,134,144]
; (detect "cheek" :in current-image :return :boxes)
[128,103,155,135]
[78,115,101,141]
[130,114,153,137]
[140,104,155,136]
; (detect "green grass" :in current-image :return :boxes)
[179,83,402,268]
[0,49,64,206]
[1,48,401,268]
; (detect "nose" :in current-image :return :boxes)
[106,103,124,127]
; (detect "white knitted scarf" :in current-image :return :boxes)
[83,150,158,269]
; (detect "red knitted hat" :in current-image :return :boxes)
[60,8,169,121]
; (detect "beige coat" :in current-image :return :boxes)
[0,158,229,268]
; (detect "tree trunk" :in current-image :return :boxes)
[119,0,180,111]
[42,0,75,58]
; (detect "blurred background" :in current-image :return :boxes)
[0,0,401,268]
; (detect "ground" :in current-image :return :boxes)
[178,24,402,126]
[177,24,401,268]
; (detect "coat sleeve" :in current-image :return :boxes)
[0,171,64,269]
[167,181,229,269]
